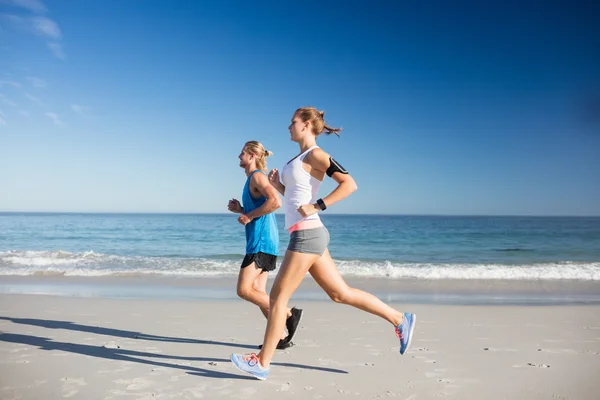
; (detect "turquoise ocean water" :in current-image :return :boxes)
[1,213,599,281]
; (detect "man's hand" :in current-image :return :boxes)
[238,214,253,225]
[228,198,242,213]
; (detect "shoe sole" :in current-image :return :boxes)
[403,314,417,355]
[230,355,267,381]
[286,309,303,343]
[257,341,294,350]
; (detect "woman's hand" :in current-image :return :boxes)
[268,168,280,186]
[297,203,319,218]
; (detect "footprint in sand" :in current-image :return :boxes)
[513,362,551,368]
[182,386,206,398]
[9,346,29,353]
[97,365,132,374]
[482,347,517,352]
[0,387,21,400]
[114,377,153,391]
[536,348,577,354]
[527,363,550,368]
[149,367,169,376]
[318,357,343,366]
[276,383,291,392]
[237,387,258,398]
[299,339,320,348]
[412,355,435,363]
[60,377,87,398]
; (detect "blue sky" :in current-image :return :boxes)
[0,0,598,215]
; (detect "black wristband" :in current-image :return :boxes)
[316,198,327,211]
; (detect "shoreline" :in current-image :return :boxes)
[2,275,600,305]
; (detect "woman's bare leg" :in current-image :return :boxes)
[309,249,404,326]
[257,250,320,367]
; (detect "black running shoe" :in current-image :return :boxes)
[258,339,294,350]
[285,307,303,343]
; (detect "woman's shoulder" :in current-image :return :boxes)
[309,146,330,159]
[306,147,331,168]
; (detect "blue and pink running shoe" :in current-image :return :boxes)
[230,353,270,380]
[396,312,416,355]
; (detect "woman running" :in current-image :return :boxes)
[230,109,416,380]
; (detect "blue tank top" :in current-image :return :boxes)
[242,170,280,256]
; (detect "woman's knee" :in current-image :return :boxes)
[327,288,352,304]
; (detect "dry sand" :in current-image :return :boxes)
[1,293,599,399]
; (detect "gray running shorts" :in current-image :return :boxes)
[287,226,330,255]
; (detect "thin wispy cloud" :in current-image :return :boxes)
[48,43,65,59]
[0,8,65,59]
[0,110,6,125]
[26,76,46,88]
[0,96,18,107]
[0,14,60,38]
[44,111,62,125]
[31,16,61,38]
[24,92,44,106]
[0,80,22,88]
[71,104,90,116]
[1,0,48,13]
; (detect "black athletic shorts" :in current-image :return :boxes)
[240,252,277,272]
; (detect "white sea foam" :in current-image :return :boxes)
[335,260,600,280]
[1,250,599,280]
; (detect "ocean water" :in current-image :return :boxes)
[1,213,600,281]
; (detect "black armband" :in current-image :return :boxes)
[326,157,348,177]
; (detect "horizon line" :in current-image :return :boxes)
[1,211,599,218]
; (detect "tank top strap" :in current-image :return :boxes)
[299,145,319,161]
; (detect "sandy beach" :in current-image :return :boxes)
[1,292,599,399]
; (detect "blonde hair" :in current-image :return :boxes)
[244,140,273,172]
[294,107,342,137]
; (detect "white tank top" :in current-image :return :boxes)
[281,145,322,229]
